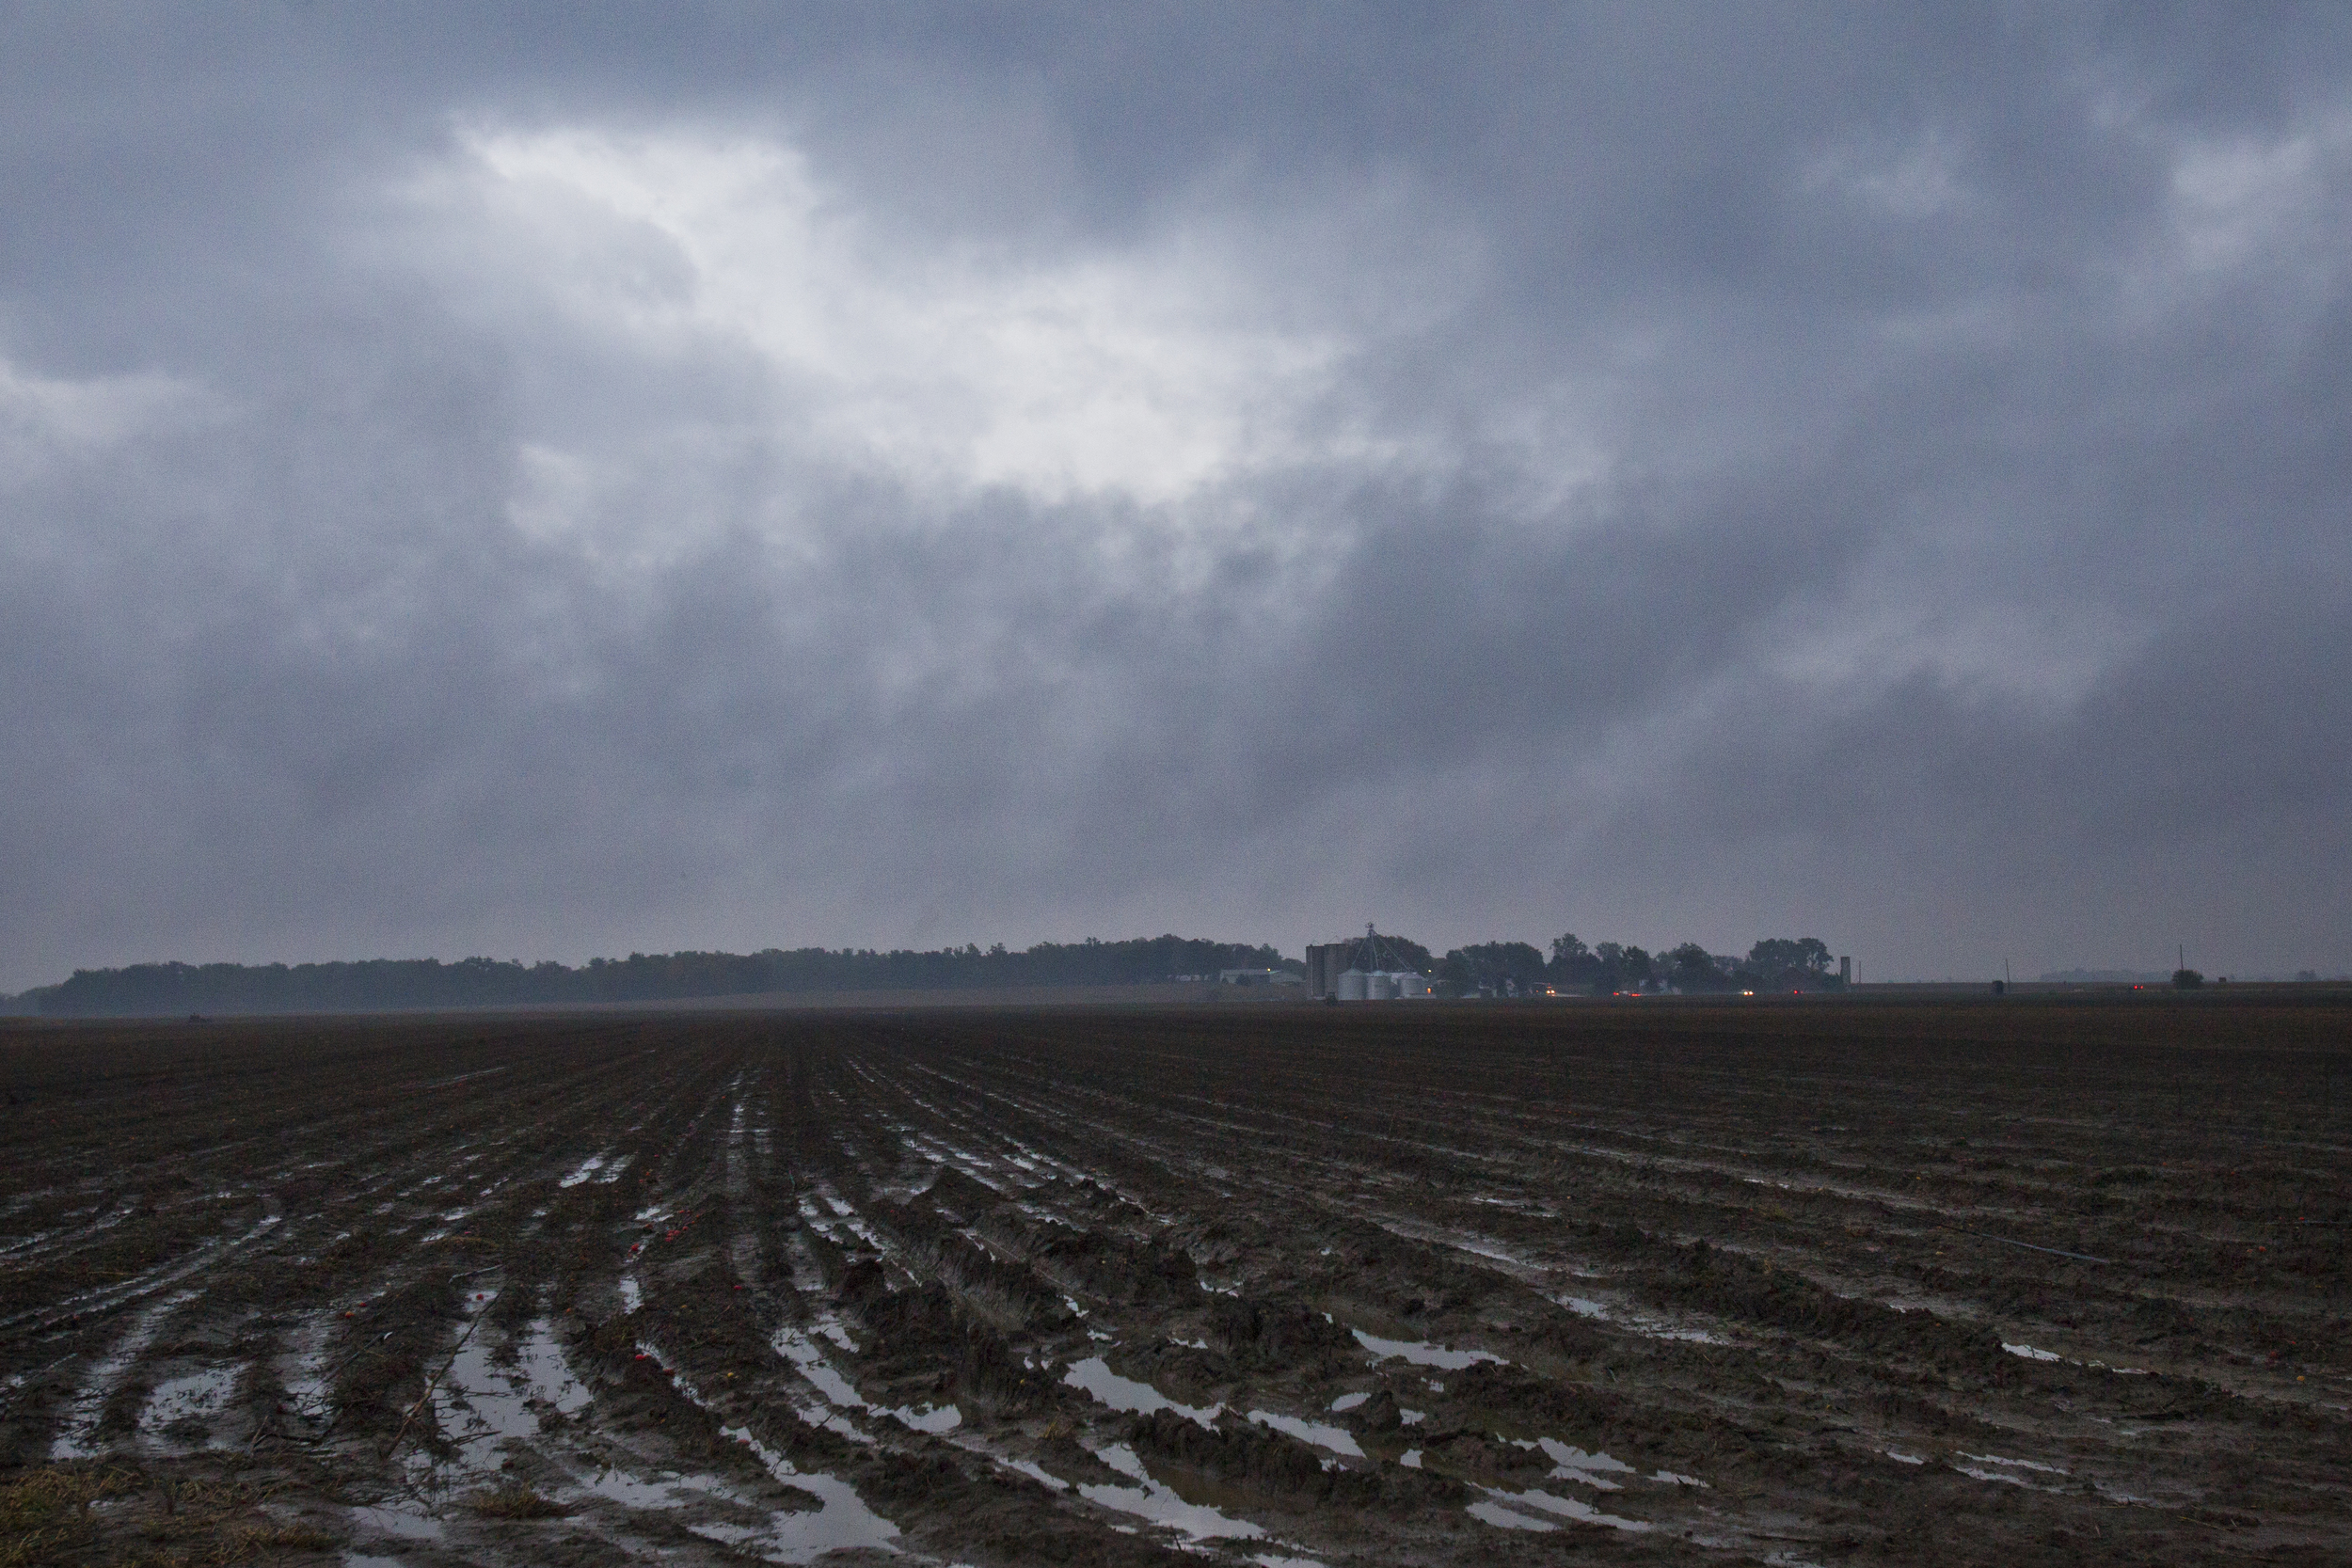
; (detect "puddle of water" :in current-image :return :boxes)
[1247,1411,1363,1458]
[514,1319,593,1416]
[629,1338,900,1560]
[774,1327,866,1408]
[277,1313,340,1425]
[137,1363,242,1449]
[1468,1498,1556,1531]
[559,1154,609,1188]
[1959,1451,2067,1475]
[772,1325,961,1434]
[713,1424,903,1563]
[435,1317,591,1463]
[1328,1391,1369,1412]
[1063,1357,1220,1429]
[886,1402,962,1433]
[350,1504,445,1542]
[1079,1444,1265,1541]
[1953,1465,2040,1487]
[1479,1484,1651,1532]
[51,1291,199,1459]
[1352,1329,1505,1370]
[1531,1437,1633,1489]
[584,1465,742,1511]
[1399,1449,1422,1468]
[996,1457,1070,1492]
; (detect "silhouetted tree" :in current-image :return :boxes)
[1439,942,1549,996]
[1663,942,1730,992]
[1548,934,1598,988]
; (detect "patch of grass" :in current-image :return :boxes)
[0,1465,140,1565]
[1,1466,337,1567]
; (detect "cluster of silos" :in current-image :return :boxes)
[1306,927,1433,1000]
[1336,969,1432,1000]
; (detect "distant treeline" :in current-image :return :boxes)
[14,936,1296,1017]
[1332,933,1843,997]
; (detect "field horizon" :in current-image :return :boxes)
[3,999,2345,1564]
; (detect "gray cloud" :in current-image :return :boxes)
[4,3,2349,988]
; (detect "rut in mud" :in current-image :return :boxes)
[0,998,2346,1566]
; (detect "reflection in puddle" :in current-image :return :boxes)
[350,1504,445,1542]
[1468,1498,1557,1531]
[138,1363,241,1449]
[620,1339,903,1560]
[1960,1452,2066,1474]
[1513,1436,1635,1490]
[1063,1356,1221,1428]
[773,1324,961,1433]
[436,1317,590,1463]
[559,1153,609,1188]
[1953,1451,2068,1490]
[1079,1444,1265,1541]
[1477,1484,1651,1532]
[772,1326,864,1408]
[1247,1410,1362,1457]
[52,1291,199,1459]
[1352,1329,1507,1370]
[995,1456,1070,1492]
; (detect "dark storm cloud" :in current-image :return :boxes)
[4,3,2350,988]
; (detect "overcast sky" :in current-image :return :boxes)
[5,3,2349,988]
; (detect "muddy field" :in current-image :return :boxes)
[1,998,2346,1567]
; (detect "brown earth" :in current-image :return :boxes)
[0,996,2345,1566]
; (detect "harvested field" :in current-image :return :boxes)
[1,997,2346,1566]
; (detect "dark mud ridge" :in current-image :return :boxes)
[1,998,2347,1564]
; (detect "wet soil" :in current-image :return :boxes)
[0,996,2346,1565]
